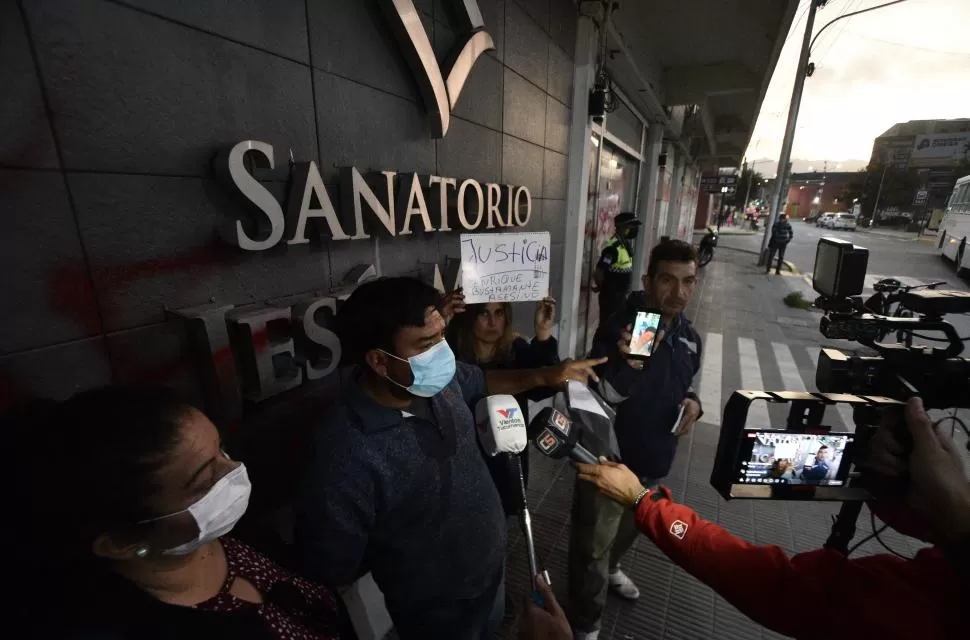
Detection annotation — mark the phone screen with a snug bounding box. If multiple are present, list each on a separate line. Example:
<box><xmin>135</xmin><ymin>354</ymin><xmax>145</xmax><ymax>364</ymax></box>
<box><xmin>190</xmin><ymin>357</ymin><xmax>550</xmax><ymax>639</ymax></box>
<box><xmin>628</xmin><ymin>311</ymin><xmax>662</xmax><ymax>359</ymax></box>
<box><xmin>736</xmin><ymin>430</ymin><xmax>856</xmax><ymax>487</ymax></box>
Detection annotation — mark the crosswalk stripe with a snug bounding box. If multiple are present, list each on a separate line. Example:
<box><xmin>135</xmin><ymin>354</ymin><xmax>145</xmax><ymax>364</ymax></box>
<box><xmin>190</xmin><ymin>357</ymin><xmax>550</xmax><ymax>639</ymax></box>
<box><xmin>807</xmin><ymin>350</ymin><xmax>856</xmax><ymax>430</ymax></box>
<box><xmin>698</xmin><ymin>332</ymin><xmax>723</xmax><ymax>426</ymax></box>
<box><xmin>773</xmin><ymin>342</ymin><xmax>806</xmax><ymax>392</ymax></box>
<box><xmin>738</xmin><ymin>337</ymin><xmax>771</xmax><ymax>428</ymax></box>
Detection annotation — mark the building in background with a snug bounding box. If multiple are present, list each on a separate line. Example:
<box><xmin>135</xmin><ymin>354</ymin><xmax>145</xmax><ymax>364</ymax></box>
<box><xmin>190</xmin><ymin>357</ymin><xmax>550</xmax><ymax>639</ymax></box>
<box><xmin>785</xmin><ymin>171</ymin><xmax>858</xmax><ymax>219</ymax></box>
<box><xmin>864</xmin><ymin>119</ymin><xmax>970</xmax><ymax>226</ymax></box>
<box><xmin>869</xmin><ymin>118</ymin><xmax>970</xmax><ymax>170</ymax></box>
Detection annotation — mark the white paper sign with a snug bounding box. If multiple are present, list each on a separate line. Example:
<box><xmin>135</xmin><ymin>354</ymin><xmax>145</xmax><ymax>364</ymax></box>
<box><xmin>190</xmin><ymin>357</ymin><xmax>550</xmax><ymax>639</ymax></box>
<box><xmin>460</xmin><ymin>232</ymin><xmax>551</xmax><ymax>303</ymax></box>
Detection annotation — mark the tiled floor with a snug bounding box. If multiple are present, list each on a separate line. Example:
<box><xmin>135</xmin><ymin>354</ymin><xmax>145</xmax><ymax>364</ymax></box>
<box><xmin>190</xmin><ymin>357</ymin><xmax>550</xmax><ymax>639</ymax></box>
<box><xmin>495</xmin><ymin>248</ymin><xmax>961</xmax><ymax>639</ymax></box>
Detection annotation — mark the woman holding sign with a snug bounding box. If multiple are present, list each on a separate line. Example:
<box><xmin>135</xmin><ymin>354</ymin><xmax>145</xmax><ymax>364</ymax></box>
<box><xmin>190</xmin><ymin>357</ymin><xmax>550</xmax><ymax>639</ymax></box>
<box><xmin>444</xmin><ymin>293</ymin><xmax>560</xmax><ymax>516</ymax></box>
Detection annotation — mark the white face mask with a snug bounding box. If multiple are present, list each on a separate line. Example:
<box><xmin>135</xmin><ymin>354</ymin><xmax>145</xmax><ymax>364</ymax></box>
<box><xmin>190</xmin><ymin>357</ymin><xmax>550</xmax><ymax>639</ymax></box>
<box><xmin>145</xmin><ymin>463</ymin><xmax>252</xmax><ymax>556</ymax></box>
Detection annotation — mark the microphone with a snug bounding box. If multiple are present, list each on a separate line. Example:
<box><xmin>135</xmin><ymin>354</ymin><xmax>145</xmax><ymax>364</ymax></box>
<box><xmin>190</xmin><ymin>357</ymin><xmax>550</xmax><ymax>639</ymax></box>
<box><xmin>474</xmin><ymin>396</ymin><xmax>544</xmax><ymax>590</ymax></box>
<box><xmin>474</xmin><ymin>395</ymin><xmax>527</xmax><ymax>456</ymax></box>
<box><xmin>527</xmin><ymin>407</ymin><xmax>600</xmax><ymax>465</ymax></box>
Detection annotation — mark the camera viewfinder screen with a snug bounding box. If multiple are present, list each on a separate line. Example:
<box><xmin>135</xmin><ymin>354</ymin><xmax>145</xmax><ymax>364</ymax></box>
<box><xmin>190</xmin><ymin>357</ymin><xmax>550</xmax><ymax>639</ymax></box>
<box><xmin>629</xmin><ymin>311</ymin><xmax>662</xmax><ymax>357</ymax></box>
<box><xmin>737</xmin><ymin>431</ymin><xmax>855</xmax><ymax>487</ymax></box>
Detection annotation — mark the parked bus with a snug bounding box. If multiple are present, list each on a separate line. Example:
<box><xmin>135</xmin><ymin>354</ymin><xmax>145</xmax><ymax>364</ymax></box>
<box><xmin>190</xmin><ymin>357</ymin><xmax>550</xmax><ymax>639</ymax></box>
<box><xmin>938</xmin><ymin>174</ymin><xmax>970</xmax><ymax>275</ymax></box>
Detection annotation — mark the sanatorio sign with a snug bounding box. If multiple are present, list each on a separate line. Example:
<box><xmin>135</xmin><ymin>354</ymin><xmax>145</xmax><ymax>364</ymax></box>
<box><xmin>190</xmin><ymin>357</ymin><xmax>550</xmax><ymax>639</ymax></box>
<box><xmin>218</xmin><ymin>140</ymin><xmax>533</xmax><ymax>251</ymax></box>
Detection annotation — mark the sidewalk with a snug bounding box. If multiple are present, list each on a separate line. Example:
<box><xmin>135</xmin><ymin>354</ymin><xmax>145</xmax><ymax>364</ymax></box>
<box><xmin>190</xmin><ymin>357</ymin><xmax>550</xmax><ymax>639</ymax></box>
<box><xmin>495</xmin><ymin>249</ymin><xmax>941</xmax><ymax>640</ymax></box>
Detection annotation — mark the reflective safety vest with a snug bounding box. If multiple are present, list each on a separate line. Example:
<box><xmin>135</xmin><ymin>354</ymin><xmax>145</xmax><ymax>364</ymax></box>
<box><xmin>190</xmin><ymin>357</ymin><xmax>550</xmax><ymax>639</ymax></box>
<box><xmin>604</xmin><ymin>236</ymin><xmax>633</xmax><ymax>273</ymax></box>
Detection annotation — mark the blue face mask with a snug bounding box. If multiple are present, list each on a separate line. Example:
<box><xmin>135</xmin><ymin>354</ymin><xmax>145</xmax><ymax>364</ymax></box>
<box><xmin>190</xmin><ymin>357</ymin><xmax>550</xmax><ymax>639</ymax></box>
<box><xmin>381</xmin><ymin>339</ymin><xmax>457</xmax><ymax>398</ymax></box>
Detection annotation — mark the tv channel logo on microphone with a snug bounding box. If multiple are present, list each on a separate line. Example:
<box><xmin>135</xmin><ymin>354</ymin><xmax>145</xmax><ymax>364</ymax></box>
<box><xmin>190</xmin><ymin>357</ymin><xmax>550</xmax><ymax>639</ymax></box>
<box><xmin>537</xmin><ymin>429</ymin><xmax>560</xmax><ymax>454</ymax></box>
<box><xmin>552</xmin><ymin>409</ymin><xmax>570</xmax><ymax>434</ymax></box>
<box><xmin>496</xmin><ymin>407</ymin><xmax>520</xmax><ymax>429</ymax></box>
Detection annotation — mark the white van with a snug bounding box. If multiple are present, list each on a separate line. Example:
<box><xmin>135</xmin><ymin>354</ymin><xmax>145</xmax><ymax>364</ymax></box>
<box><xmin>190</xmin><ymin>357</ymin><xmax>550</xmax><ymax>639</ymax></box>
<box><xmin>816</xmin><ymin>213</ymin><xmax>836</xmax><ymax>228</ymax></box>
<box><xmin>830</xmin><ymin>213</ymin><xmax>857</xmax><ymax>231</ymax></box>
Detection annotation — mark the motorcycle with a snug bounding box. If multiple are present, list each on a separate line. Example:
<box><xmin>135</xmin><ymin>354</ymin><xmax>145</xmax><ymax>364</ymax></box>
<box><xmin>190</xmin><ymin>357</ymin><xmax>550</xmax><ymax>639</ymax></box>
<box><xmin>698</xmin><ymin>226</ymin><xmax>718</xmax><ymax>267</ymax></box>
<box><xmin>863</xmin><ymin>277</ymin><xmax>947</xmax><ymax>345</ymax></box>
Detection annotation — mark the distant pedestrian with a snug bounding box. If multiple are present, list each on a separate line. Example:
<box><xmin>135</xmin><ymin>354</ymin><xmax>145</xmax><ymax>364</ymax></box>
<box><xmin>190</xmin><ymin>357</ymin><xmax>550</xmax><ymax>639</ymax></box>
<box><xmin>766</xmin><ymin>213</ymin><xmax>794</xmax><ymax>275</ymax></box>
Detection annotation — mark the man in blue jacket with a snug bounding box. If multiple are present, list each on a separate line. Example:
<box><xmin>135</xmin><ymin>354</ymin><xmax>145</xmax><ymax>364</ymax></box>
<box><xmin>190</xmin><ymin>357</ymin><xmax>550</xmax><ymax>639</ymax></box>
<box><xmin>801</xmin><ymin>445</ymin><xmax>831</xmax><ymax>482</ymax></box>
<box><xmin>568</xmin><ymin>240</ymin><xmax>704</xmax><ymax>639</ymax></box>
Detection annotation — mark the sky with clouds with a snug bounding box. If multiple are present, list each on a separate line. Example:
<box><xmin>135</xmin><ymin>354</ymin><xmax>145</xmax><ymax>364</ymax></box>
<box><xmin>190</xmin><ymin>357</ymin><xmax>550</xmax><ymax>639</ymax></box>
<box><xmin>746</xmin><ymin>0</ymin><xmax>970</xmax><ymax>167</ymax></box>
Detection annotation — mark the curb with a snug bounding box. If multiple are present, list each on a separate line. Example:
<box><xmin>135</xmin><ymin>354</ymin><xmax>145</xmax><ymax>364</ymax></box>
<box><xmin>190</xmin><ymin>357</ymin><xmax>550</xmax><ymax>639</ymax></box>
<box><xmin>716</xmin><ymin>245</ymin><xmax>801</xmax><ymax>274</ymax></box>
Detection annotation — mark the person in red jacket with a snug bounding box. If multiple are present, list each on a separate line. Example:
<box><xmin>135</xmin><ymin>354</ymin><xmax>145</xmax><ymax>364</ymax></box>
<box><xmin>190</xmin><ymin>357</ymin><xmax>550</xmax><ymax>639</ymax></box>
<box><xmin>520</xmin><ymin>397</ymin><xmax>969</xmax><ymax>639</ymax></box>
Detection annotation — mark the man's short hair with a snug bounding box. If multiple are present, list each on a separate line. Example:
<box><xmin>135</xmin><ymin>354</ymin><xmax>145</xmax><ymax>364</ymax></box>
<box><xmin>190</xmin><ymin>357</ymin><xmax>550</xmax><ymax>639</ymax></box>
<box><xmin>646</xmin><ymin>239</ymin><xmax>698</xmax><ymax>278</ymax></box>
<box><xmin>336</xmin><ymin>277</ymin><xmax>441</xmax><ymax>365</ymax></box>
<box><xmin>818</xmin><ymin>445</ymin><xmax>828</xmax><ymax>450</ymax></box>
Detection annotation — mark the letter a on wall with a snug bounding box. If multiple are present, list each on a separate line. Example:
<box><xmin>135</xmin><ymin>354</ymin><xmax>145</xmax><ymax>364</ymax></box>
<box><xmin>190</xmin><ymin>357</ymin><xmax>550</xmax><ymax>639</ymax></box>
<box><xmin>380</xmin><ymin>0</ymin><xmax>495</xmax><ymax>137</ymax></box>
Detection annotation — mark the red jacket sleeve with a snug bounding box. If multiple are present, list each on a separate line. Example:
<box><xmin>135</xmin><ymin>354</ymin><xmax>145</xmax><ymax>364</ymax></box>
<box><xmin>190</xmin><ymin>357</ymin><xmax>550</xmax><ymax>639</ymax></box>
<box><xmin>633</xmin><ymin>487</ymin><xmax>862</xmax><ymax>637</ymax></box>
<box><xmin>633</xmin><ymin>487</ymin><xmax>962</xmax><ymax>638</ymax></box>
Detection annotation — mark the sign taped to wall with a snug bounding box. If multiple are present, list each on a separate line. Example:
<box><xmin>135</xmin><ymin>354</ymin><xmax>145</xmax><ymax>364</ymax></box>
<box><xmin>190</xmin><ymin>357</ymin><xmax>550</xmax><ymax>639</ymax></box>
<box><xmin>460</xmin><ymin>232</ymin><xmax>550</xmax><ymax>303</ymax></box>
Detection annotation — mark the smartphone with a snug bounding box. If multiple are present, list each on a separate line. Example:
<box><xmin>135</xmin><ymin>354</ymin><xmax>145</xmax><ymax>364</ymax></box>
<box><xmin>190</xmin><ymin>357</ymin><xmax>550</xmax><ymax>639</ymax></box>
<box><xmin>628</xmin><ymin>310</ymin><xmax>663</xmax><ymax>360</ymax></box>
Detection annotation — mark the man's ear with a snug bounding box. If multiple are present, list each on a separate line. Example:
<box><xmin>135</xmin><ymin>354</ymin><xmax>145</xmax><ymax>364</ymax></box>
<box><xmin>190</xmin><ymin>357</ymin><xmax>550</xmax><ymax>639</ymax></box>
<box><xmin>364</xmin><ymin>349</ymin><xmax>388</xmax><ymax>378</ymax></box>
<box><xmin>641</xmin><ymin>275</ymin><xmax>652</xmax><ymax>295</ymax></box>
<box><xmin>92</xmin><ymin>531</ymin><xmax>144</xmax><ymax>561</ymax></box>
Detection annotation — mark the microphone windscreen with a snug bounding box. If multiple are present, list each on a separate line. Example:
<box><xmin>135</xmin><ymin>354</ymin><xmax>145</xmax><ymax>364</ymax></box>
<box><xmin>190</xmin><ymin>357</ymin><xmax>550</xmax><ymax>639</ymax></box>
<box><xmin>475</xmin><ymin>395</ymin><xmax>527</xmax><ymax>455</ymax></box>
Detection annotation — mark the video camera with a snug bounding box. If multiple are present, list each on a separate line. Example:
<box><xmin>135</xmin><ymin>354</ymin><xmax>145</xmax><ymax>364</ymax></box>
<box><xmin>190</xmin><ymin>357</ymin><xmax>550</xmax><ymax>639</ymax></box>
<box><xmin>711</xmin><ymin>237</ymin><xmax>970</xmax><ymax>552</ymax></box>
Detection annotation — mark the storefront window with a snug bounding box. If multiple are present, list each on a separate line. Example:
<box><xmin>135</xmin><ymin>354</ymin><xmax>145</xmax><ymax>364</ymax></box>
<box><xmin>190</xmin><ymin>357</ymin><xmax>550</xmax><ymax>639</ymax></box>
<box><xmin>576</xmin><ymin>138</ymin><xmax>640</xmax><ymax>354</ymax></box>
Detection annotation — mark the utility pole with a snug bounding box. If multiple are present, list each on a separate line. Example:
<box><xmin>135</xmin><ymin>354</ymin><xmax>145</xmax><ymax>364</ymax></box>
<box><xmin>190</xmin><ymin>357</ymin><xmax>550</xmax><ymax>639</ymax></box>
<box><xmin>870</xmin><ymin>158</ymin><xmax>889</xmax><ymax>227</ymax></box>
<box><xmin>759</xmin><ymin>0</ymin><xmax>826</xmax><ymax>265</ymax></box>
<box><xmin>741</xmin><ymin>158</ymin><xmax>757</xmax><ymax>214</ymax></box>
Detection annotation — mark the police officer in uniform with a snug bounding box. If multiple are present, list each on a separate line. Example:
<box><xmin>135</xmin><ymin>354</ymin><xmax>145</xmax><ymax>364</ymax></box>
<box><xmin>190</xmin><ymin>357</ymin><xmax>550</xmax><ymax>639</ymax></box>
<box><xmin>592</xmin><ymin>212</ymin><xmax>642</xmax><ymax>325</ymax></box>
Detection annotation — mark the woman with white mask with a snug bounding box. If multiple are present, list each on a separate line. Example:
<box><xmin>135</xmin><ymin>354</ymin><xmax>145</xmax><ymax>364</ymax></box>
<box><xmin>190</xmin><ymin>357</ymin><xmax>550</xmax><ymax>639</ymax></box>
<box><xmin>9</xmin><ymin>386</ymin><xmax>352</xmax><ymax>640</ymax></box>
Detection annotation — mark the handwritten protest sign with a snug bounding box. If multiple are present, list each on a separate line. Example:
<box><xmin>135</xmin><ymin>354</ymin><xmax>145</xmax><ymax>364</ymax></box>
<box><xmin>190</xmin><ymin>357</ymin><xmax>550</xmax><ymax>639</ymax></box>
<box><xmin>460</xmin><ymin>232</ymin><xmax>551</xmax><ymax>303</ymax></box>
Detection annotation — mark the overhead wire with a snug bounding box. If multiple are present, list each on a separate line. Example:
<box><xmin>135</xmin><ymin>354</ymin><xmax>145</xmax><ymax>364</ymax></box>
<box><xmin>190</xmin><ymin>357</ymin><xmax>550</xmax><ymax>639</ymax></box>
<box><xmin>809</xmin><ymin>0</ymin><xmax>913</xmax><ymax>52</ymax></box>
<box><xmin>813</xmin><ymin>0</ymin><xmax>861</xmax><ymax>67</ymax></box>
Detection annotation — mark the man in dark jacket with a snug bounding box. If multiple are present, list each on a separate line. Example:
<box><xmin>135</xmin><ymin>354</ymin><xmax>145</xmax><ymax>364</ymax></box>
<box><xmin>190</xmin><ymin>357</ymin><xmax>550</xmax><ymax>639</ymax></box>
<box><xmin>567</xmin><ymin>240</ymin><xmax>703</xmax><ymax>639</ymax></box>
<box><xmin>296</xmin><ymin>277</ymin><xmax>604</xmax><ymax>640</ymax></box>
<box><xmin>766</xmin><ymin>213</ymin><xmax>794</xmax><ymax>275</ymax></box>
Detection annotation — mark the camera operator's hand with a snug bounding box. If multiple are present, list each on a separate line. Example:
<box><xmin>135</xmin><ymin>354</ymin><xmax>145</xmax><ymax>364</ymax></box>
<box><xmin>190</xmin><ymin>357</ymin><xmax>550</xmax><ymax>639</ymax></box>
<box><xmin>864</xmin><ymin>397</ymin><xmax>970</xmax><ymax>543</ymax></box>
<box><xmin>517</xmin><ymin>576</ymin><xmax>572</xmax><ymax>640</ymax></box>
<box><xmin>575</xmin><ymin>457</ymin><xmax>647</xmax><ymax>508</ymax></box>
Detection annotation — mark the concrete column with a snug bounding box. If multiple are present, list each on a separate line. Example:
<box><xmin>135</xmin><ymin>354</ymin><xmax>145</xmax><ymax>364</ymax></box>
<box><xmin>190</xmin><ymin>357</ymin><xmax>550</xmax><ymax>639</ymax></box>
<box><xmin>653</xmin><ymin>142</ymin><xmax>675</xmax><ymax>244</ymax></box>
<box><xmin>667</xmin><ymin>154</ymin><xmax>688</xmax><ymax>238</ymax></box>
<box><xmin>559</xmin><ymin>15</ymin><xmax>597</xmax><ymax>358</ymax></box>
<box><xmin>632</xmin><ymin>124</ymin><xmax>664</xmax><ymax>283</ymax></box>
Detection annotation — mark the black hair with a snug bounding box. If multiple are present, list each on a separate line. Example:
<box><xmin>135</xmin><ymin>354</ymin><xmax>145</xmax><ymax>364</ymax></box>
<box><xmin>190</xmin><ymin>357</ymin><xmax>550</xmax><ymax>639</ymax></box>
<box><xmin>6</xmin><ymin>387</ymin><xmax>194</xmax><ymax>632</ymax></box>
<box><xmin>12</xmin><ymin>387</ymin><xmax>191</xmax><ymax>562</ymax></box>
<box><xmin>818</xmin><ymin>445</ymin><xmax>829</xmax><ymax>450</ymax></box>
<box><xmin>646</xmin><ymin>239</ymin><xmax>698</xmax><ymax>278</ymax></box>
<box><xmin>336</xmin><ymin>276</ymin><xmax>442</xmax><ymax>365</ymax></box>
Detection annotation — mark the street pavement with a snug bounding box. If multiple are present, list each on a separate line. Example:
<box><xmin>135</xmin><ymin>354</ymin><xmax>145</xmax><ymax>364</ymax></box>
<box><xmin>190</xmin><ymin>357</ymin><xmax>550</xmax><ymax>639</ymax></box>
<box><xmin>717</xmin><ymin>222</ymin><xmax>970</xmax><ymax>341</ymax></box>
<box><xmin>494</xmin><ymin>245</ymin><xmax>969</xmax><ymax>640</ymax></box>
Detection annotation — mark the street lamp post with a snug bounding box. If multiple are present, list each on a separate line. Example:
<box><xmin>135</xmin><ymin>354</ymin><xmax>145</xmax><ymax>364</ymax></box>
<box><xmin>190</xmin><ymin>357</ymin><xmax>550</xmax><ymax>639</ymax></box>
<box><xmin>759</xmin><ymin>0</ymin><xmax>825</xmax><ymax>265</ymax></box>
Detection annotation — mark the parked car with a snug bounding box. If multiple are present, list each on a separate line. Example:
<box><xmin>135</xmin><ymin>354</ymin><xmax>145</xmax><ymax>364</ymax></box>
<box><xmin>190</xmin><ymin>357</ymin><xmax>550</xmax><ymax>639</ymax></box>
<box><xmin>816</xmin><ymin>213</ymin><xmax>836</xmax><ymax>228</ymax></box>
<box><xmin>830</xmin><ymin>213</ymin><xmax>858</xmax><ymax>231</ymax></box>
